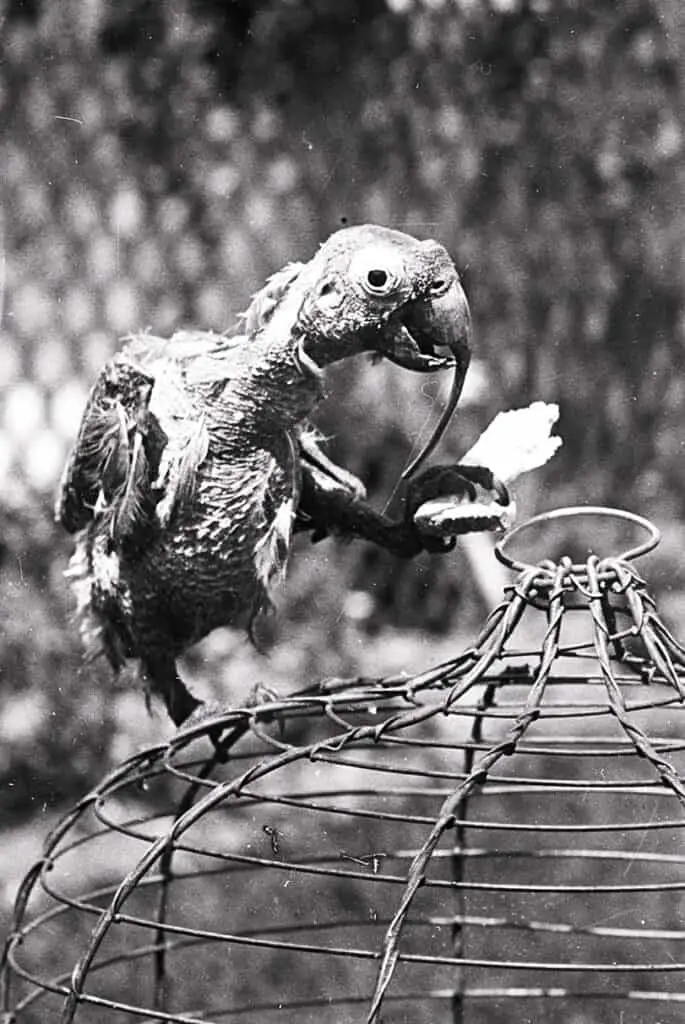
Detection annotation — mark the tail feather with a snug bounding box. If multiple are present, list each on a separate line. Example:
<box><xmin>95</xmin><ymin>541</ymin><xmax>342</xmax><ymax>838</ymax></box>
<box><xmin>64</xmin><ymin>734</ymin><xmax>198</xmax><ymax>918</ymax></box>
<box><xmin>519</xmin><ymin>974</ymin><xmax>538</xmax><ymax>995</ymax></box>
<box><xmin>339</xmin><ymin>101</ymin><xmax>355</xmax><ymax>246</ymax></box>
<box><xmin>65</xmin><ymin>536</ymin><xmax>131</xmax><ymax>672</ymax></box>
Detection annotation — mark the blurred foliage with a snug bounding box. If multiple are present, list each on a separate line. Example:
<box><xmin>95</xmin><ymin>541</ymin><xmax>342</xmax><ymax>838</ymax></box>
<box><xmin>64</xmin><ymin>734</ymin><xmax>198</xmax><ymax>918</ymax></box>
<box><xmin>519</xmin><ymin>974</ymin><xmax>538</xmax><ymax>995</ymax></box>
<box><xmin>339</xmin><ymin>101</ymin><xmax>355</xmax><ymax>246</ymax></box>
<box><xmin>2</xmin><ymin>0</ymin><xmax>685</xmax><ymax>828</ymax></box>
<box><xmin>0</xmin><ymin>493</ymin><xmax>118</xmax><ymax>816</ymax></box>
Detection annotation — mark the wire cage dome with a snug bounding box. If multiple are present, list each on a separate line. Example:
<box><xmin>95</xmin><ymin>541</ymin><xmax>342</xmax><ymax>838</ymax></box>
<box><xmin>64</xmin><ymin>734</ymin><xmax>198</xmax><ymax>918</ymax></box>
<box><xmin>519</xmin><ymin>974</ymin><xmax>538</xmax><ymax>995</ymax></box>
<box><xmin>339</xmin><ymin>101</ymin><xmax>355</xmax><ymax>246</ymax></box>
<box><xmin>5</xmin><ymin>506</ymin><xmax>685</xmax><ymax>1024</ymax></box>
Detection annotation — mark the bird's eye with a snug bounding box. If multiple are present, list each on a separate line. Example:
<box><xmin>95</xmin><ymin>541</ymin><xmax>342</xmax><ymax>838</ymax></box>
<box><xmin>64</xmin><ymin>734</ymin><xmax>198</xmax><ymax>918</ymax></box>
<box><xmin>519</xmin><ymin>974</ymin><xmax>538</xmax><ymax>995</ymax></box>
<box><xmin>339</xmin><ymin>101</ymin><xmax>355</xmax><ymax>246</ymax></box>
<box><xmin>360</xmin><ymin>266</ymin><xmax>398</xmax><ymax>296</ymax></box>
<box><xmin>367</xmin><ymin>269</ymin><xmax>389</xmax><ymax>290</ymax></box>
<box><xmin>349</xmin><ymin>247</ymin><xmax>404</xmax><ymax>297</ymax></box>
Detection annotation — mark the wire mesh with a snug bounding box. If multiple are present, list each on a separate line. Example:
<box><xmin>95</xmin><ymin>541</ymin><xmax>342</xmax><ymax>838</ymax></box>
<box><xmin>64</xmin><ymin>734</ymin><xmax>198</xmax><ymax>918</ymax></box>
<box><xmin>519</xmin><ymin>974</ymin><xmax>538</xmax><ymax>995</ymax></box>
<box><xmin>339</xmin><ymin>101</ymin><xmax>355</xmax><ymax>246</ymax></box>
<box><xmin>4</xmin><ymin>507</ymin><xmax>685</xmax><ymax>1023</ymax></box>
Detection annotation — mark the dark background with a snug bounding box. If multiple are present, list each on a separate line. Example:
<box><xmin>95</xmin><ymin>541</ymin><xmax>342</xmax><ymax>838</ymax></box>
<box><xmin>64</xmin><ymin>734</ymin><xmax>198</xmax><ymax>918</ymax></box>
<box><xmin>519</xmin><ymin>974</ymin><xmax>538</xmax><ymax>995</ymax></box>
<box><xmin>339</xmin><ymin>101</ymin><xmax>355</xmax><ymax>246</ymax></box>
<box><xmin>2</xmin><ymin>0</ymin><xmax>685</xmax><ymax>927</ymax></box>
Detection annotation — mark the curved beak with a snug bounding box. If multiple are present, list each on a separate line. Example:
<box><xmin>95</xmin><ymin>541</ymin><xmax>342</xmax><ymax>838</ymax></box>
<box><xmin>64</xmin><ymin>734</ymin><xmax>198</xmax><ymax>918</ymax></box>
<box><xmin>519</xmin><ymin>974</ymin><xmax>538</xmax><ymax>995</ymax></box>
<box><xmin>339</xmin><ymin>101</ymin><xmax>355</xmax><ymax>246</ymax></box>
<box><xmin>381</xmin><ymin>278</ymin><xmax>473</xmax><ymax>481</ymax></box>
<box><xmin>379</xmin><ymin>276</ymin><xmax>471</xmax><ymax>378</ymax></box>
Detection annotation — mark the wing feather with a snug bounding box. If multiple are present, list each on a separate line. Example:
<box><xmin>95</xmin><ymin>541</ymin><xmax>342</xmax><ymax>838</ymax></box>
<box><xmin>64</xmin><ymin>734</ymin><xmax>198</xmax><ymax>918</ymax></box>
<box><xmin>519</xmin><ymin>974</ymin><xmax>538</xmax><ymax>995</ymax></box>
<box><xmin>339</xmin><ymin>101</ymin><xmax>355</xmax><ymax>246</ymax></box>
<box><xmin>56</xmin><ymin>361</ymin><xmax>153</xmax><ymax>533</ymax></box>
<box><xmin>117</xmin><ymin>334</ymin><xmax>215</xmax><ymax>526</ymax></box>
<box><xmin>174</xmin><ymin>415</ymin><xmax>210</xmax><ymax>507</ymax></box>
<box><xmin>110</xmin><ymin>431</ymin><xmax>152</xmax><ymax>546</ymax></box>
<box><xmin>155</xmin><ymin>413</ymin><xmax>210</xmax><ymax>527</ymax></box>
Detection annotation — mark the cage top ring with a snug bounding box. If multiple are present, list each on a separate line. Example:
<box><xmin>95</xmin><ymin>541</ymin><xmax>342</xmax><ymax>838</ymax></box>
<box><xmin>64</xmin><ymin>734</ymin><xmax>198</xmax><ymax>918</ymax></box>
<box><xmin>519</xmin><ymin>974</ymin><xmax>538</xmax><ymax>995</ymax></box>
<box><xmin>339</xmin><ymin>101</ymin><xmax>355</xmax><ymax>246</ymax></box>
<box><xmin>495</xmin><ymin>505</ymin><xmax>661</xmax><ymax>574</ymax></box>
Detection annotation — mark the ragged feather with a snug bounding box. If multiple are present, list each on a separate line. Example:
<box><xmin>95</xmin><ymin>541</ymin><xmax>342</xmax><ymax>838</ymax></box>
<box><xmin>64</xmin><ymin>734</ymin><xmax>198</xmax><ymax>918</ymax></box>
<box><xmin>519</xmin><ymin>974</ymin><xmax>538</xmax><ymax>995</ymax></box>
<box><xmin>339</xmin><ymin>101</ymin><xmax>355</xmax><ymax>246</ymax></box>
<box><xmin>58</xmin><ymin>397</ymin><xmax>129</xmax><ymax>531</ymax></box>
<box><xmin>110</xmin><ymin>431</ymin><xmax>152</xmax><ymax>547</ymax></box>
<box><xmin>155</xmin><ymin>413</ymin><xmax>210</xmax><ymax>526</ymax></box>
<box><xmin>241</xmin><ymin>262</ymin><xmax>304</xmax><ymax>337</ymax></box>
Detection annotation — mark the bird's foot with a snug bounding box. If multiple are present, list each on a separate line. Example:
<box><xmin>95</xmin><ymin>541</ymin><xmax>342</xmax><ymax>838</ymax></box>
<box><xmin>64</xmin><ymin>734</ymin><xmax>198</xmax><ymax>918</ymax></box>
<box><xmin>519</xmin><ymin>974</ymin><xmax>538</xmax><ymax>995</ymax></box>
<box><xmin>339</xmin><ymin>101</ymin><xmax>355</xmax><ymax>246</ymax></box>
<box><xmin>247</xmin><ymin>682</ymin><xmax>289</xmax><ymax>737</ymax></box>
<box><xmin>172</xmin><ymin>685</ymin><xmax>285</xmax><ymax>755</ymax></box>
<box><xmin>178</xmin><ymin>699</ymin><xmax>235</xmax><ymax>731</ymax></box>
<box><xmin>405</xmin><ymin>463</ymin><xmax>510</xmax><ymax>513</ymax></box>
<box><xmin>172</xmin><ymin>700</ymin><xmax>248</xmax><ymax>758</ymax></box>
<box><xmin>248</xmin><ymin>681</ymin><xmax>282</xmax><ymax>706</ymax></box>
<box><xmin>405</xmin><ymin>463</ymin><xmax>513</xmax><ymax>545</ymax></box>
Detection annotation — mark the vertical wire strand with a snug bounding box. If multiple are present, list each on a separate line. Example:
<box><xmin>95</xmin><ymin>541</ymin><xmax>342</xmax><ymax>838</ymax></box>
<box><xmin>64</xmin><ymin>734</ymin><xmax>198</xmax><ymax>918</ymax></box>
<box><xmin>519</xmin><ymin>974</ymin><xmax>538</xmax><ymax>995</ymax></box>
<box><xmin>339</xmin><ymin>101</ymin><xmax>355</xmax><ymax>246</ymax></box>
<box><xmin>450</xmin><ymin>680</ymin><xmax>499</xmax><ymax>1024</ymax></box>
<box><xmin>367</xmin><ymin>563</ymin><xmax>568</xmax><ymax>1023</ymax></box>
<box><xmin>586</xmin><ymin>557</ymin><xmax>685</xmax><ymax>808</ymax></box>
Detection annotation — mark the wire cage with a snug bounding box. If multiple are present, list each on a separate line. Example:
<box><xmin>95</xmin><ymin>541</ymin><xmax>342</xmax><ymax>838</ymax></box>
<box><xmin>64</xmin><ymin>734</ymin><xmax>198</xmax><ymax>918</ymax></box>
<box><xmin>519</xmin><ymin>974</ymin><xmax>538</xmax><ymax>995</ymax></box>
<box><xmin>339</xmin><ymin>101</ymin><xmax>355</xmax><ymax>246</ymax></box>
<box><xmin>5</xmin><ymin>506</ymin><xmax>685</xmax><ymax>1024</ymax></box>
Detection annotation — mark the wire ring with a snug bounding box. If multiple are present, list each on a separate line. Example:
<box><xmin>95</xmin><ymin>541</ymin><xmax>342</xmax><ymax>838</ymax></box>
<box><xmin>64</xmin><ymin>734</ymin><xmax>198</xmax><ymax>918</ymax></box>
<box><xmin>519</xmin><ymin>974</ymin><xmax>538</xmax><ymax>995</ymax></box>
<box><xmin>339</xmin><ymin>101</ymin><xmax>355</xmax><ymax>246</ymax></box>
<box><xmin>495</xmin><ymin>506</ymin><xmax>660</xmax><ymax>573</ymax></box>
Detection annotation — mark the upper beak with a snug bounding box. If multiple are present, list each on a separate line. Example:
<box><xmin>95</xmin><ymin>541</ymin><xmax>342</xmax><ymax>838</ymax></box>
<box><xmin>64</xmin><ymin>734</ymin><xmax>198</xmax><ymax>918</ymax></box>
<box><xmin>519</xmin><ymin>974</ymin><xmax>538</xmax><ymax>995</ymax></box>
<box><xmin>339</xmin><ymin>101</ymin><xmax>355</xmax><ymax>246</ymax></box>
<box><xmin>379</xmin><ymin>276</ymin><xmax>471</xmax><ymax>377</ymax></box>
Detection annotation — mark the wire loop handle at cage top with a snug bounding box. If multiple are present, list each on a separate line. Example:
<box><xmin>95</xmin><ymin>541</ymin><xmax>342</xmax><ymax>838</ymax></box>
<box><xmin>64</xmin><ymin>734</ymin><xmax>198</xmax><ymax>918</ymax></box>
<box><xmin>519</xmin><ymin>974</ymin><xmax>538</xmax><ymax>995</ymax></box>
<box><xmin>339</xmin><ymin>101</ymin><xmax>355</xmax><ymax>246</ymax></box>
<box><xmin>495</xmin><ymin>505</ymin><xmax>661</xmax><ymax>575</ymax></box>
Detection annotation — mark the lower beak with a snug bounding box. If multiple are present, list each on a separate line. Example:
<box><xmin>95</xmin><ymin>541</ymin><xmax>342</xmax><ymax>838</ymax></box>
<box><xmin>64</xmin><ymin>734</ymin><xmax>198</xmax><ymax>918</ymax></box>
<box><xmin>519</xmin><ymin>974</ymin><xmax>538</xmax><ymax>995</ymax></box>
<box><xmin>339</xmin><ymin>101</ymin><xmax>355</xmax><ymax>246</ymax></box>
<box><xmin>380</xmin><ymin>278</ymin><xmax>471</xmax><ymax>377</ymax></box>
<box><xmin>386</xmin><ymin>279</ymin><xmax>473</xmax><ymax>481</ymax></box>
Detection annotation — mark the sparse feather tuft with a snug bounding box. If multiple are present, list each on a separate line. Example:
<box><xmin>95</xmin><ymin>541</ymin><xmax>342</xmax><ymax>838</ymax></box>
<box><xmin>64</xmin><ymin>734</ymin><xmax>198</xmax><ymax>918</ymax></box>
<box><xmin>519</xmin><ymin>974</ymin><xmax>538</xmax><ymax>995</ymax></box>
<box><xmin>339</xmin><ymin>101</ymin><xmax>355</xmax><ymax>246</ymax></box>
<box><xmin>155</xmin><ymin>415</ymin><xmax>210</xmax><ymax>526</ymax></box>
<box><xmin>242</xmin><ymin>262</ymin><xmax>304</xmax><ymax>337</ymax></box>
<box><xmin>64</xmin><ymin>537</ymin><xmax>125</xmax><ymax>667</ymax></box>
<box><xmin>254</xmin><ymin>497</ymin><xmax>295</xmax><ymax>591</ymax></box>
<box><xmin>175</xmin><ymin>416</ymin><xmax>210</xmax><ymax>509</ymax></box>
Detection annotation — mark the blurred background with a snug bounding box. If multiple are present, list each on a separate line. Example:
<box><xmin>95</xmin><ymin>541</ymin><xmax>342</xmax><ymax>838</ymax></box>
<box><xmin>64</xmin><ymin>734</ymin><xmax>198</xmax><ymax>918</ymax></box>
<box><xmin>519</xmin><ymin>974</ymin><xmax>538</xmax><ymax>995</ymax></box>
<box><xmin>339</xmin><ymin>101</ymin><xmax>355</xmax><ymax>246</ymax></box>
<box><xmin>2</xmin><ymin>0</ymin><xmax>685</xmax><ymax>955</ymax></box>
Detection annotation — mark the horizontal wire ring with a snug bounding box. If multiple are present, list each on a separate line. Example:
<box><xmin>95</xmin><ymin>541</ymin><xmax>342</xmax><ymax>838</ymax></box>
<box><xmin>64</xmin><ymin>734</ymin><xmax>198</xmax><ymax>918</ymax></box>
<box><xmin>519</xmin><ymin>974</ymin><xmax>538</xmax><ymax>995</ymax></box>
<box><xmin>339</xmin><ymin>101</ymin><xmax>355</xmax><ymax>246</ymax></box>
<box><xmin>495</xmin><ymin>505</ymin><xmax>660</xmax><ymax>573</ymax></box>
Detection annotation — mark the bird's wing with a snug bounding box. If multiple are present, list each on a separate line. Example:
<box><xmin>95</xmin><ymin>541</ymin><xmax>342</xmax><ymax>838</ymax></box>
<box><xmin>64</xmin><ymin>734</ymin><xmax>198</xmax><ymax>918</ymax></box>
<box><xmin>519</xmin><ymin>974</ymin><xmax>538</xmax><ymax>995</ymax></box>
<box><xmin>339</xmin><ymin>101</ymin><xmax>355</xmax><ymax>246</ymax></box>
<box><xmin>150</xmin><ymin>371</ymin><xmax>210</xmax><ymax>528</ymax></box>
<box><xmin>55</xmin><ymin>359</ymin><xmax>159</xmax><ymax>544</ymax></box>
<box><xmin>118</xmin><ymin>334</ymin><xmax>213</xmax><ymax>528</ymax></box>
<box><xmin>56</xmin><ymin>338</ymin><xmax>212</xmax><ymax>543</ymax></box>
<box><xmin>57</xmin><ymin>258</ymin><xmax>307</xmax><ymax>540</ymax></box>
<box><xmin>114</xmin><ymin>264</ymin><xmax>308</xmax><ymax>517</ymax></box>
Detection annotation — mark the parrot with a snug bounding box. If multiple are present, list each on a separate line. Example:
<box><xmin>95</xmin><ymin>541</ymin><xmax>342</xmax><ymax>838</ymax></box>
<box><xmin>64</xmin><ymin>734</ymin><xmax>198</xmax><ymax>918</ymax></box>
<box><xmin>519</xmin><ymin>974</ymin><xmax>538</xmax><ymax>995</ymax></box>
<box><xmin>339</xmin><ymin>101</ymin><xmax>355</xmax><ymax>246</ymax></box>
<box><xmin>56</xmin><ymin>224</ymin><xmax>505</xmax><ymax>729</ymax></box>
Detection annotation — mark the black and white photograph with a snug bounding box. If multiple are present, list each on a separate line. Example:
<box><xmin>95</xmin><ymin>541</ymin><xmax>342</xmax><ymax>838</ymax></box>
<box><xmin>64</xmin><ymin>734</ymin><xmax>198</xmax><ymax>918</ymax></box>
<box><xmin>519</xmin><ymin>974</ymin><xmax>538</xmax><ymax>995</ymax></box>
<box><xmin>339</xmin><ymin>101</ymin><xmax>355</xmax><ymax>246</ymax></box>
<box><xmin>2</xmin><ymin>2</ymin><xmax>685</xmax><ymax>1021</ymax></box>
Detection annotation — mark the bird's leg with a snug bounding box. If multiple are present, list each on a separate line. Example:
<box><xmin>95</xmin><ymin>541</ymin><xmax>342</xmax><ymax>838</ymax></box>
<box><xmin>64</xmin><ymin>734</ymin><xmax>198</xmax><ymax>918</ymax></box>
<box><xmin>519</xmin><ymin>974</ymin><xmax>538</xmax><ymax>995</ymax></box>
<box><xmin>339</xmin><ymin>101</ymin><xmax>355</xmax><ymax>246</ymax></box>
<box><xmin>295</xmin><ymin>466</ymin><xmax>423</xmax><ymax>556</ymax></box>
<box><xmin>142</xmin><ymin>652</ymin><xmax>203</xmax><ymax>727</ymax></box>
<box><xmin>298</xmin><ymin>431</ymin><xmax>367</xmax><ymax>499</ymax></box>
<box><xmin>143</xmin><ymin>652</ymin><xmax>278</xmax><ymax>754</ymax></box>
<box><xmin>295</xmin><ymin>461</ymin><xmax>508</xmax><ymax>558</ymax></box>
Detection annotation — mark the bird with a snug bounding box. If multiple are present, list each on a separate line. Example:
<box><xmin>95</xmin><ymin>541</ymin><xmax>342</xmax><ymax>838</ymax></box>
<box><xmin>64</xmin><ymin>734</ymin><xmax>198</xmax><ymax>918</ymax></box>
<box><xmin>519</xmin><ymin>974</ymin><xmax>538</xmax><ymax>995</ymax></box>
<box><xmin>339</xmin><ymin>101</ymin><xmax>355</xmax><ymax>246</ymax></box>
<box><xmin>56</xmin><ymin>224</ymin><xmax>504</xmax><ymax>730</ymax></box>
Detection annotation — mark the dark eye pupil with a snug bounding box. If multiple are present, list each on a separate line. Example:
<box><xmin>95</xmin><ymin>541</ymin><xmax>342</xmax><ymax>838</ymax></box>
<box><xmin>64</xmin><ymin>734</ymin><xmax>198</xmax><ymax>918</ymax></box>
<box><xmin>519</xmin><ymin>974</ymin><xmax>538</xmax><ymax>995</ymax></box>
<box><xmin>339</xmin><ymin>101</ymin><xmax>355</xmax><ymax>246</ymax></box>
<box><xmin>367</xmin><ymin>269</ymin><xmax>388</xmax><ymax>289</ymax></box>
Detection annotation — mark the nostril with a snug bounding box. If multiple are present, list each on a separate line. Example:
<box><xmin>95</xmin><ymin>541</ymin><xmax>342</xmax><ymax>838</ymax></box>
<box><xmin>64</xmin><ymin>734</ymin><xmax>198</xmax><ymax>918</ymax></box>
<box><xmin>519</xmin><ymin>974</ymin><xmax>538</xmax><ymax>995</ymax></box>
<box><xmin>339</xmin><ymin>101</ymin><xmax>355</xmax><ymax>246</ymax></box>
<box><xmin>428</xmin><ymin>278</ymin><xmax>449</xmax><ymax>296</ymax></box>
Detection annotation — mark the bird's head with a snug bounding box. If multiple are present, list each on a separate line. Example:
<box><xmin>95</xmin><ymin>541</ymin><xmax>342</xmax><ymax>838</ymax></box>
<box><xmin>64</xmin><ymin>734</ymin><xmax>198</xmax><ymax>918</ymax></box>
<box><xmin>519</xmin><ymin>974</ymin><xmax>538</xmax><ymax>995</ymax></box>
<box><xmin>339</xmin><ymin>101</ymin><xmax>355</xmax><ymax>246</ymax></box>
<box><xmin>292</xmin><ymin>224</ymin><xmax>471</xmax><ymax>474</ymax></box>
<box><xmin>237</xmin><ymin>225</ymin><xmax>471</xmax><ymax>466</ymax></box>
<box><xmin>293</xmin><ymin>224</ymin><xmax>471</xmax><ymax>380</ymax></box>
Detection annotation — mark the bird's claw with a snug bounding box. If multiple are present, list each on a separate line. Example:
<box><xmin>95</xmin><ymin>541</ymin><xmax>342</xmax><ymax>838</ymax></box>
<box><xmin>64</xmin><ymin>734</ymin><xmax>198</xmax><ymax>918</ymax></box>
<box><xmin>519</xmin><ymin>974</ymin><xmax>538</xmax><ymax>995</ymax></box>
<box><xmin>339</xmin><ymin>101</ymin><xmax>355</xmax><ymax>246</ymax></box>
<box><xmin>453</xmin><ymin>464</ymin><xmax>511</xmax><ymax>506</ymax></box>
<box><xmin>404</xmin><ymin>463</ymin><xmax>510</xmax><ymax>513</ymax></box>
<box><xmin>171</xmin><ymin>700</ymin><xmax>243</xmax><ymax>758</ymax></box>
<box><xmin>405</xmin><ymin>462</ymin><xmax>513</xmax><ymax>543</ymax></box>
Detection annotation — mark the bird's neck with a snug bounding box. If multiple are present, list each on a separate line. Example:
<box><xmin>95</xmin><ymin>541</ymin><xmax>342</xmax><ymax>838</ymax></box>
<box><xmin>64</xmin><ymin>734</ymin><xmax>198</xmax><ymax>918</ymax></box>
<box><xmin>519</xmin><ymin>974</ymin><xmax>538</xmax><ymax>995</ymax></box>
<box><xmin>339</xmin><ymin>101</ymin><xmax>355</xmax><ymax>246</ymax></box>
<box><xmin>209</xmin><ymin>325</ymin><xmax>325</xmax><ymax>447</ymax></box>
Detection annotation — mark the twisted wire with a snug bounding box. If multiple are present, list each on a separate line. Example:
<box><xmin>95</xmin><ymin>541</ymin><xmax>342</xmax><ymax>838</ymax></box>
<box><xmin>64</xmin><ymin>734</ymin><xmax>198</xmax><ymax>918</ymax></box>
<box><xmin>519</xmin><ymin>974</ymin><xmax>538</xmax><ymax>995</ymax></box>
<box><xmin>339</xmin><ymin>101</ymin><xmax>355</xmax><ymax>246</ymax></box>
<box><xmin>4</xmin><ymin>507</ymin><xmax>685</xmax><ymax>1024</ymax></box>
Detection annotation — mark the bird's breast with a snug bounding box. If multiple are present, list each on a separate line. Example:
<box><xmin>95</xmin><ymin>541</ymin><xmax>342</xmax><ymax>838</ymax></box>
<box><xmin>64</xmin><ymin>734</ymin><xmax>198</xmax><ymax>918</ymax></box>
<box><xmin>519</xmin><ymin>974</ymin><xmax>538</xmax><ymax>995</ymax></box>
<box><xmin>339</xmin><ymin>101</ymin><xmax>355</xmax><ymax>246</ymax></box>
<box><xmin>129</xmin><ymin>434</ymin><xmax>300</xmax><ymax>644</ymax></box>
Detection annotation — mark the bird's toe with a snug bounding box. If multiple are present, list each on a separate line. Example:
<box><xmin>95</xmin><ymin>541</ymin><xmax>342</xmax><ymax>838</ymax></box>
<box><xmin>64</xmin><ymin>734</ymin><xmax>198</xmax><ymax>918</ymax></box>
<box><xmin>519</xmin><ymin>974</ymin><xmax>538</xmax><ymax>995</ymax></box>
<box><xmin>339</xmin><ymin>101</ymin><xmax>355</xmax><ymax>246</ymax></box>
<box><xmin>171</xmin><ymin>700</ymin><xmax>247</xmax><ymax>757</ymax></box>
<box><xmin>248</xmin><ymin>682</ymin><xmax>283</xmax><ymax>706</ymax></box>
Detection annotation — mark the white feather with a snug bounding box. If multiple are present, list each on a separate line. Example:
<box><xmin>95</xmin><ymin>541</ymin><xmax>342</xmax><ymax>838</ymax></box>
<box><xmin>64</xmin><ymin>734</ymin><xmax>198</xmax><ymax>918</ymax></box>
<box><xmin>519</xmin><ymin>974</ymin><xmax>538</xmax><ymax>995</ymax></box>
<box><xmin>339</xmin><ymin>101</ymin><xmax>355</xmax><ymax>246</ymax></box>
<box><xmin>253</xmin><ymin>497</ymin><xmax>295</xmax><ymax>591</ymax></box>
<box><xmin>461</xmin><ymin>402</ymin><xmax>562</xmax><ymax>484</ymax></box>
<box><xmin>413</xmin><ymin>402</ymin><xmax>562</xmax><ymax>537</ymax></box>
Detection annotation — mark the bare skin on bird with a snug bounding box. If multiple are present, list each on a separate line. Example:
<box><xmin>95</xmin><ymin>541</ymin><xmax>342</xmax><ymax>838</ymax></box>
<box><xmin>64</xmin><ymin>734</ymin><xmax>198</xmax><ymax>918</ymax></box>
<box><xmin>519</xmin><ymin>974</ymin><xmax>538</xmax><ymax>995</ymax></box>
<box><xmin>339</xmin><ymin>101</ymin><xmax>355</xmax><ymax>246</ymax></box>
<box><xmin>56</xmin><ymin>225</ymin><xmax>506</xmax><ymax>730</ymax></box>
